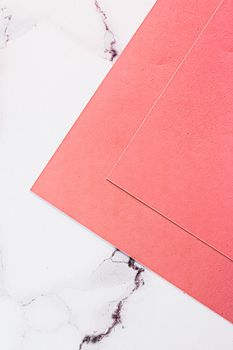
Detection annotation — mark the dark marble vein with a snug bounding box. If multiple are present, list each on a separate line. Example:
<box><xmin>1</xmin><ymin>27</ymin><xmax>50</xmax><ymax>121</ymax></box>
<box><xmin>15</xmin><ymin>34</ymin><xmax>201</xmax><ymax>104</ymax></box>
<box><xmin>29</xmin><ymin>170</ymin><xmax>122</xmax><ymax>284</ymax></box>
<box><xmin>1</xmin><ymin>7</ymin><xmax>12</xmax><ymax>46</ymax></box>
<box><xmin>78</xmin><ymin>249</ymin><xmax>144</xmax><ymax>349</ymax></box>
<box><xmin>94</xmin><ymin>0</ymin><xmax>118</xmax><ymax>61</ymax></box>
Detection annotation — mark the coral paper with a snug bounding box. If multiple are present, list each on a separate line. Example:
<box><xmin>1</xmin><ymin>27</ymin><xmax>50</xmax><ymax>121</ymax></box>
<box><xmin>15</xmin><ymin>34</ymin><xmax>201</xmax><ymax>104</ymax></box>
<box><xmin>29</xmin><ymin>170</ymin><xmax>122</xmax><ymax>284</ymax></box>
<box><xmin>108</xmin><ymin>0</ymin><xmax>233</xmax><ymax>261</ymax></box>
<box><xmin>32</xmin><ymin>0</ymin><xmax>233</xmax><ymax>322</ymax></box>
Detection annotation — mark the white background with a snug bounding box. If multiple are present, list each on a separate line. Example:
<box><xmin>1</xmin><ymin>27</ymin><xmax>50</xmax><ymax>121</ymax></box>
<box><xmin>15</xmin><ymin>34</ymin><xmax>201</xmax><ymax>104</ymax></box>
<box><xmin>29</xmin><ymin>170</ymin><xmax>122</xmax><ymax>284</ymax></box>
<box><xmin>0</xmin><ymin>0</ymin><xmax>232</xmax><ymax>349</ymax></box>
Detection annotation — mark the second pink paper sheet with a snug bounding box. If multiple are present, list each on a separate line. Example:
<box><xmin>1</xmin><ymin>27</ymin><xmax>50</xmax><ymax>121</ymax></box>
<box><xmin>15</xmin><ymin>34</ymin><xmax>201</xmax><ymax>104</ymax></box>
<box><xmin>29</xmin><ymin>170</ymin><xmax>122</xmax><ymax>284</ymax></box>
<box><xmin>108</xmin><ymin>0</ymin><xmax>233</xmax><ymax>260</ymax></box>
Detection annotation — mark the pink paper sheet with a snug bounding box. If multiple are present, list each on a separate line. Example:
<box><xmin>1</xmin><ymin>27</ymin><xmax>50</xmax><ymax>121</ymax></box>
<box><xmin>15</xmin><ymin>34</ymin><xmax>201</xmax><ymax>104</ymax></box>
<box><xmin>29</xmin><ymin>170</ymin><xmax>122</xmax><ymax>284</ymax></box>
<box><xmin>32</xmin><ymin>0</ymin><xmax>233</xmax><ymax>322</ymax></box>
<box><xmin>108</xmin><ymin>0</ymin><xmax>233</xmax><ymax>261</ymax></box>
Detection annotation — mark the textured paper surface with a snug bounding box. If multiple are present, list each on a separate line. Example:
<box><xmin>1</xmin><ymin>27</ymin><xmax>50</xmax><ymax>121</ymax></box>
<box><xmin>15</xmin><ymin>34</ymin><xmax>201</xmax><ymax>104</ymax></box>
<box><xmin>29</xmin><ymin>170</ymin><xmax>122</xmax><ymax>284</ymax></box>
<box><xmin>32</xmin><ymin>0</ymin><xmax>233</xmax><ymax>322</ymax></box>
<box><xmin>108</xmin><ymin>0</ymin><xmax>233</xmax><ymax>261</ymax></box>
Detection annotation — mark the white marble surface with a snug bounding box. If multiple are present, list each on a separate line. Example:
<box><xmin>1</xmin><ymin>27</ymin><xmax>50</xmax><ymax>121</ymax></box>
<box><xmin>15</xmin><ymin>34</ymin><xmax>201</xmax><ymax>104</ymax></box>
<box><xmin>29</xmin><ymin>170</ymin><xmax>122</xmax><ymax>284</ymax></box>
<box><xmin>0</xmin><ymin>0</ymin><xmax>232</xmax><ymax>349</ymax></box>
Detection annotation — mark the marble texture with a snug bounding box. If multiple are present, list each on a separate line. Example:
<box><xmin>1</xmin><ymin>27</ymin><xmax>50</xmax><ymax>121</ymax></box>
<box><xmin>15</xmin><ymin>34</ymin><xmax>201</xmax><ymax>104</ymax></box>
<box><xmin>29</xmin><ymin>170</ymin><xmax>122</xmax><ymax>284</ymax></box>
<box><xmin>0</xmin><ymin>0</ymin><xmax>232</xmax><ymax>349</ymax></box>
